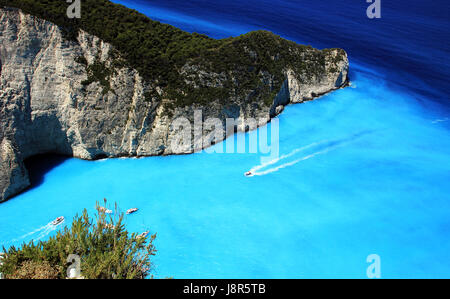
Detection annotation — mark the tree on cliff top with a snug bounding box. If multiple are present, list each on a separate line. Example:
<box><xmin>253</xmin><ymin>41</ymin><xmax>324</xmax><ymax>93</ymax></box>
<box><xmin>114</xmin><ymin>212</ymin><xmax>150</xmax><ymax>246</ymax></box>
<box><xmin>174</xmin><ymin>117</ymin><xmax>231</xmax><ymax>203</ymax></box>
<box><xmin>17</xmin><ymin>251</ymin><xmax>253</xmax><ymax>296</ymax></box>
<box><xmin>0</xmin><ymin>200</ymin><xmax>156</xmax><ymax>279</ymax></box>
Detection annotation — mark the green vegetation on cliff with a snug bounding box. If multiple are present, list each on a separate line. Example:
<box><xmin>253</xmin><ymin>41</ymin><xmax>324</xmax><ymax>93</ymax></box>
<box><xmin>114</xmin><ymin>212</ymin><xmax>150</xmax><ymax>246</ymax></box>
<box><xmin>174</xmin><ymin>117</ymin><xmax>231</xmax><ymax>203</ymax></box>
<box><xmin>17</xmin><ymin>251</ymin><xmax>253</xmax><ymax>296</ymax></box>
<box><xmin>0</xmin><ymin>0</ymin><xmax>345</xmax><ymax>108</ymax></box>
<box><xmin>0</xmin><ymin>202</ymin><xmax>156</xmax><ymax>279</ymax></box>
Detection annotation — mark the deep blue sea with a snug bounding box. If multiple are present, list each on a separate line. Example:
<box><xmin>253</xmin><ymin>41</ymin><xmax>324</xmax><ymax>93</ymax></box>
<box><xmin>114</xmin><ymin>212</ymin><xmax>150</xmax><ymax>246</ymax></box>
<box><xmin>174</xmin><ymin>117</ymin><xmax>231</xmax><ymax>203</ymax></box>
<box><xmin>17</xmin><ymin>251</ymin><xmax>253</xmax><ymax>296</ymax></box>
<box><xmin>0</xmin><ymin>0</ymin><xmax>449</xmax><ymax>278</ymax></box>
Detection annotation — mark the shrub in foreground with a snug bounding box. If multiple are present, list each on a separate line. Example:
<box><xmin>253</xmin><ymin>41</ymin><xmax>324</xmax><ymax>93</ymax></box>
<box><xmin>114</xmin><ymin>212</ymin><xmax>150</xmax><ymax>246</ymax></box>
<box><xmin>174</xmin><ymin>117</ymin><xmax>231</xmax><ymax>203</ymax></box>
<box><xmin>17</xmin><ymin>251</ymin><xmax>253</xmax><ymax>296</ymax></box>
<box><xmin>0</xmin><ymin>201</ymin><xmax>156</xmax><ymax>279</ymax></box>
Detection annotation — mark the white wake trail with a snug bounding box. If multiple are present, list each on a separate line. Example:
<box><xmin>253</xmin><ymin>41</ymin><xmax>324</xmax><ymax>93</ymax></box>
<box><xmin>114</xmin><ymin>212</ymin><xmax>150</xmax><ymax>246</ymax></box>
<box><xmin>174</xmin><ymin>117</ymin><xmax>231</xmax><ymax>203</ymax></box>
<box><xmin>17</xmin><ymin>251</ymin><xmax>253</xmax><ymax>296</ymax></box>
<box><xmin>249</xmin><ymin>140</ymin><xmax>331</xmax><ymax>173</ymax></box>
<box><xmin>35</xmin><ymin>225</ymin><xmax>58</xmax><ymax>241</ymax></box>
<box><xmin>9</xmin><ymin>219</ymin><xmax>65</xmax><ymax>244</ymax></box>
<box><xmin>252</xmin><ymin>143</ymin><xmax>346</xmax><ymax>176</ymax></box>
<box><xmin>432</xmin><ymin>117</ymin><xmax>449</xmax><ymax>124</ymax></box>
<box><xmin>9</xmin><ymin>222</ymin><xmax>54</xmax><ymax>243</ymax></box>
<box><xmin>247</xmin><ymin>130</ymin><xmax>375</xmax><ymax>177</ymax></box>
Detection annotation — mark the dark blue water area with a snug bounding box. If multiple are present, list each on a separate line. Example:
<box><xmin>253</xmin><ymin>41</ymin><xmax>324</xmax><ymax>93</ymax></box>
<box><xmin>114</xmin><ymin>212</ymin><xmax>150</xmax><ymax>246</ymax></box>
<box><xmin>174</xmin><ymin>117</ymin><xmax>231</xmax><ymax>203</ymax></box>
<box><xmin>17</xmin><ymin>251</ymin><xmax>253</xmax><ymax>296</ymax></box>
<box><xmin>112</xmin><ymin>0</ymin><xmax>450</xmax><ymax>112</ymax></box>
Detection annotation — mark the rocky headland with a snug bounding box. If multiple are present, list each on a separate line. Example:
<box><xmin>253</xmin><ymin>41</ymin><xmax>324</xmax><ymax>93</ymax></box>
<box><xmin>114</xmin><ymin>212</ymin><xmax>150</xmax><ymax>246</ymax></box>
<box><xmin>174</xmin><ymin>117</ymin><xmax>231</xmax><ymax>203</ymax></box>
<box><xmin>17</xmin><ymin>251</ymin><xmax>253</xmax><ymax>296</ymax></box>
<box><xmin>0</xmin><ymin>2</ymin><xmax>348</xmax><ymax>202</ymax></box>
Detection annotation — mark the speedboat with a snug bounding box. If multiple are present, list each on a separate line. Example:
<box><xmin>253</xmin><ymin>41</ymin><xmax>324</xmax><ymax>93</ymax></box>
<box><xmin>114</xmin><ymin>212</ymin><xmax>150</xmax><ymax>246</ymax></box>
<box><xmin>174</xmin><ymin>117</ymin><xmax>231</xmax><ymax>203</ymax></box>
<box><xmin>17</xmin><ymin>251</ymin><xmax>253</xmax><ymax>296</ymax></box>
<box><xmin>245</xmin><ymin>171</ymin><xmax>253</xmax><ymax>177</ymax></box>
<box><xmin>126</xmin><ymin>208</ymin><xmax>138</xmax><ymax>215</ymax></box>
<box><xmin>52</xmin><ymin>216</ymin><xmax>65</xmax><ymax>226</ymax></box>
<box><xmin>137</xmin><ymin>231</ymin><xmax>149</xmax><ymax>239</ymax></box>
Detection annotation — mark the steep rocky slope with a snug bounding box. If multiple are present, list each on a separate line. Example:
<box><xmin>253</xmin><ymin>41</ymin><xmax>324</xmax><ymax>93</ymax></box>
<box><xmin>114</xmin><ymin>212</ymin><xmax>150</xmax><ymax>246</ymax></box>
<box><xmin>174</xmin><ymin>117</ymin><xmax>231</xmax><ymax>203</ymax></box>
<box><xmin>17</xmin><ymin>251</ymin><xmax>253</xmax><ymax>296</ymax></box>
<box><xmin>0</xmin><ymin>7</ymin><xmax>349</xmax><ymax>202</ymax></box>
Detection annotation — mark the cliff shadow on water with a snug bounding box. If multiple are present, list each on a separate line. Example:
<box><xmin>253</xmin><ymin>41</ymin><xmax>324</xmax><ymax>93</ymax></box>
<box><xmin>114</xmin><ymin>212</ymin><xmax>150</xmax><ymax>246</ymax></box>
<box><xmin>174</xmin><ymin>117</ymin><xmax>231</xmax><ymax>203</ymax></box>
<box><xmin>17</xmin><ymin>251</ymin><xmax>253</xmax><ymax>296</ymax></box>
<box><xmin>23</xmin><ymin>154</ymin><xmax>70</xmax><ymax>190</ymax></box>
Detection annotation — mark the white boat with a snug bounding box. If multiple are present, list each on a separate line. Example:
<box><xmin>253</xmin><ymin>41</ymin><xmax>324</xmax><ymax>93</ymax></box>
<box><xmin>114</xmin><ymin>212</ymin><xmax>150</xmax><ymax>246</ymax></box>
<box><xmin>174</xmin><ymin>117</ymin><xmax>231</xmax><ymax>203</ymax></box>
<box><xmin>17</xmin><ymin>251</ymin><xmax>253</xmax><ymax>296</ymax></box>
<box><xmin>52</xmin><ymin>216</ymin><xmax>65</xmax><ymax>226</ymax></box>
<box><xmin>126</xmin><ymin>208</ymin><xmax>138</xmax><ymax>215</ymax></box>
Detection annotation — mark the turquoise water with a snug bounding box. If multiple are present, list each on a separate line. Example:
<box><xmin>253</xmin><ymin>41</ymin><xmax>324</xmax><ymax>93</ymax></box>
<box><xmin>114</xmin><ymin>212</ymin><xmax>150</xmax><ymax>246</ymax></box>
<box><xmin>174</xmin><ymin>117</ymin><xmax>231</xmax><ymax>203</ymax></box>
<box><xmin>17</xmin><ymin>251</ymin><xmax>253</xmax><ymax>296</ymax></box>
<box><xmin>1</xmin><ymin>67</ymin><xmax>449</xmax><ymax>278</ymax></box>
<box><xmin>1</xmin><ymin>1</ymin><xmax>450</xmax><ymax>278</ymax></box>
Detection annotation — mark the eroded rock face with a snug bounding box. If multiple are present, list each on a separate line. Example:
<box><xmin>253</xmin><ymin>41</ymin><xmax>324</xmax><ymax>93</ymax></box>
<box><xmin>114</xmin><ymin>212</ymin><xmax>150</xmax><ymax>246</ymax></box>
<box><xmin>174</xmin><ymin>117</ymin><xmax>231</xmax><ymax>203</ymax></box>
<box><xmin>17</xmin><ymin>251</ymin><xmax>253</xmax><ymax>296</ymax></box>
<box><xmin>0</xmin><ymin>138</ymin><xmax>29</xmax><ymax>200</ymax></box>
<box><xmin>0</xmin><ymin>8</ymin><xmax>349</xmax><ymax>202</ymax></box>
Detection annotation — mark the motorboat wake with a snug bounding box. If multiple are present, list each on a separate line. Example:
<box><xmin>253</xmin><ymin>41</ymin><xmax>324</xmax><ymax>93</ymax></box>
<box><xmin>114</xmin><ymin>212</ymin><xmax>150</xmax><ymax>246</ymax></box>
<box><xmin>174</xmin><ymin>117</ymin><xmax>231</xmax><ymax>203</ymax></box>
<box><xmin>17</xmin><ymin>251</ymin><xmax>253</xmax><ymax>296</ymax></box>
<box><xmin>245</xmin><ymin>131</ymin><xmax>374</xmax><ymax>177</ymax></box>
